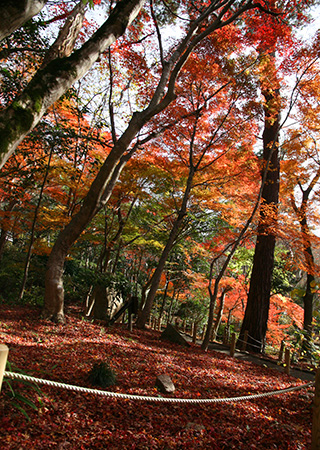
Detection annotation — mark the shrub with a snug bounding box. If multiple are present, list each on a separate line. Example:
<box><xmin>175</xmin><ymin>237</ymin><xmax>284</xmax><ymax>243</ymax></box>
<box><xmin>88</xmin><ymin>361</ymin><xmax>117</xmax><ymax>388</ymax></box>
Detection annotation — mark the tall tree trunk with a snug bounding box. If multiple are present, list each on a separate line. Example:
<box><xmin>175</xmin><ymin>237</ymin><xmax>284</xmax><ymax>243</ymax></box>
<box><xmin>239</xmin><ymin>83</ymin><xmax>280</xmax><ymax>353</ymax></box>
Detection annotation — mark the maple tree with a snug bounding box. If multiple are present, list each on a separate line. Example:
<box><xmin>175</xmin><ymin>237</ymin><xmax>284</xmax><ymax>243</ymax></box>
<box><xmin>0</xmin><ymin>93</ymin><xmax>108</xmax><ymax>305</ymax></box>
<box><xmin>0</xmin><ymin>0</ymin><xmax>319</xmax><ymax>355</ymax></box>
<box><xmin>39</xmin><ymin>0</ymin><xmax>285</xmax><ymax>323</ymax></box>
<box><xmin>280</xmin><ymin>47</ymin><xmax>320</xmax><ymax>334</ymax></box>
<box><xmin>0</xmin><ymin>0</ymin><xmax>146</xmax><ymax>168</ymax></box>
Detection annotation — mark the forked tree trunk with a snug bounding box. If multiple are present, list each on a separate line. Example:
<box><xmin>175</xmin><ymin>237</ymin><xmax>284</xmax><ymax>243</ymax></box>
<box><xmin>0</xmin><ymin>0</ymin><xmax>146</xmax><ymax>168</ymax></box>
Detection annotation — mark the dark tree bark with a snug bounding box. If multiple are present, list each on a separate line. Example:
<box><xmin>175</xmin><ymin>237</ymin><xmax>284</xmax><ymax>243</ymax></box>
<box><xmin>238</xmin><ymin>85</ymin><xmax>281</xmax><ymax>353</ymax></box>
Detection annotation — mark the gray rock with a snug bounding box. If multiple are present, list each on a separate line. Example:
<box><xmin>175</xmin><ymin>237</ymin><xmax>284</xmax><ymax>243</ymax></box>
<box><xmin>161</xmin><ymin>324</ymin><xmax>190</xmax><ymax>347</ymax></box>
<box><xmin>186</xmin><ymin>422</ymin><xmax>205</xmax><ymax>433</ymax></box>
<box><xmin>155</xmin><ymin>374</ymin><xmax>175</xmax><ymax>393</ymax></box>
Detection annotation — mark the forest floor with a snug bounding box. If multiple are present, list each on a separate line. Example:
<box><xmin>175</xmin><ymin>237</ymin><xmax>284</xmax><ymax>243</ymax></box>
<box><xmin>0</xmin><ymin>304</ymin><xmax>315</xmax><ymax>449</ymax></box>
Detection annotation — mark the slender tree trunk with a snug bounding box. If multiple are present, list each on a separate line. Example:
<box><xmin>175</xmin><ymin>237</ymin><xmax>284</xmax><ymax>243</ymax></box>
<box><xmin>19</xmin><ymin>144</ymin><xmax>54</xmax><ymax>301</ymax></box>
<box><xmin>0</xmin><ymin>200</ymin><xmax>17</xmax><ymax>261</ymax></box>
<box><xmin>239</xmin><ymin>81</ymin><xmax>280</xmax><ymax>353</ymax></box>
<box><xmin>211</xmin><ymin>288</ymin><xmax>230</xmax><ymax>341</ymax></box>
<box><xmin>291</xmin><ymin>172</ymin><xmax>320</xmax><ymax>332</ymax></box>
<box><xmin>136</xmin><ymin>213</ymin><xmax>186</xmax><ymax>328</ymax></box>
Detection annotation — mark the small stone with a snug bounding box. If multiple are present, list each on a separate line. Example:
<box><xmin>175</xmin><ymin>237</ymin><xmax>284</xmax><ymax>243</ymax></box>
<box><xmin>186</xmin><ymin>422</ymin><xmax>206</xmax><ymax>434</ymax></box>
<box><xmin>155</xmin><ymin>374</ymin><xmax>175</xmax><ymax>393</ymax></box>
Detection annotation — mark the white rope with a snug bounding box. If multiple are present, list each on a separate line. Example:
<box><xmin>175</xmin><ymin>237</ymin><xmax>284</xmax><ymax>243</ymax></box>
<box><xmin>4</xmin><ymin>371</ymin><xmax>314</xmax><ymax>404</ymax></box>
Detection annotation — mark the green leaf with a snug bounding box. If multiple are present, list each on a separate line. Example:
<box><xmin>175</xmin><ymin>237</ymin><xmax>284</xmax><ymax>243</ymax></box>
<box><xmin>13</xmin><ymin>393</ymin><xmax>38</xmax><ymax>411</ymax></box>
<box><xmin>10</xmin><ymin>402</ymin><xmax>31</xmax><ymax>422</ymax></box>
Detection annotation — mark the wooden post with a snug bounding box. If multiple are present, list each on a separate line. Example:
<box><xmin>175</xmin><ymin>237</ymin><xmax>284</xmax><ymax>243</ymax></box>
<box><xmin>242</xmin><ymin>330</ymin><xmax>249</xmax><ymax>351</ymax></box>
<box><xmin>284</xmin><ymin>348</ymin><xmax>291</xmax><ymax>375</ymax></box>
<box><xmin>128</xmin><ymin>313</ymin><xmax>133</xmax><ymax>332</ymax></box>
<box><xmin>192</xmin><ymin>323</ymin><xmax>198</xmax><ymax>344</ymax></box>
<box><xmin>312</xmin><ymin>369</ymin><xmax>320</xmax><ymax>450</ymax></box>
<box><xmin>0</xmin><ymin>344</ymin><xmax>9</xmax><ymax>392</ymax></box>
<box><xmin>223</xmin><ymin>327</ymin><xmax>229</xmax><ymax>345</ymax></box>
<box><xmin>278</xmin><ymin>340</ymin><xmax>285</xmax><ymax>362</ymax></box>
<box><xmin>230</xmin><ymin>333</ymin><xmax>236</xmax><ymax>357</ymax></box>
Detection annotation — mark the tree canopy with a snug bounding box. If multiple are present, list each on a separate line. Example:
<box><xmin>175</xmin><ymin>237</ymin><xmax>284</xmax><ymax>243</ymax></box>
<box><xmin>1</xmin><ymin>0</ymin><xmax>320</xmax><ymax>354</ymax></box>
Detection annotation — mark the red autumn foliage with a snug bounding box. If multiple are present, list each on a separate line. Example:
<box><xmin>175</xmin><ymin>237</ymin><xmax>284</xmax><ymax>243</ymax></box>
<box><xmin>0</xmin><ymin>305</ymin><xmax>313</xmax><ymax>449</ymax></box>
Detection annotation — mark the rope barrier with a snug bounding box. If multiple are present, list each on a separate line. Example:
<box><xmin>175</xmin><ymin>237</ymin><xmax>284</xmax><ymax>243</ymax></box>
<box><xmin>4</xmin><ymin>371</ymin><xmax>314</xmax><ymax>404</ymax></box>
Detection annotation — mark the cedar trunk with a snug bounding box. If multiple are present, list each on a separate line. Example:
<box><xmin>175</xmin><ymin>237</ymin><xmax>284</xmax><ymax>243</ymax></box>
<box><xmin>239</xmin><ymin>85</ymin><xmax>280</xmax><ymax>353</ymax></box>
